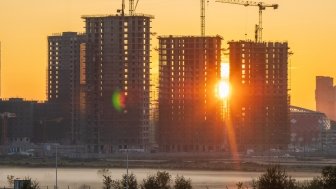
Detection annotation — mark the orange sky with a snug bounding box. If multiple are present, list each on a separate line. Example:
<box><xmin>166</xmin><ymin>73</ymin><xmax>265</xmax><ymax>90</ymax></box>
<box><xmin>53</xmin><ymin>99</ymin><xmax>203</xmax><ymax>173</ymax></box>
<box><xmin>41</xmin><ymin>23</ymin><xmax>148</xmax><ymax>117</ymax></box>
<box><xmin>0</xmin><ymin>0</ymin><xmax>335</xmax><ymax>110</ymax></box>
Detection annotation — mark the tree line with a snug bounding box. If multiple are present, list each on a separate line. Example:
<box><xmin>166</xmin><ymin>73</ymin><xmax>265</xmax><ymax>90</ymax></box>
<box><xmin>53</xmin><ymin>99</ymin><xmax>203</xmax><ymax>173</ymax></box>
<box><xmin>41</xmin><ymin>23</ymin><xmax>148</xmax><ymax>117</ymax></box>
<box><xmin>100</xmin><ymin>166</ymin><xmax>336</xmax><ymax>189</ymax></box>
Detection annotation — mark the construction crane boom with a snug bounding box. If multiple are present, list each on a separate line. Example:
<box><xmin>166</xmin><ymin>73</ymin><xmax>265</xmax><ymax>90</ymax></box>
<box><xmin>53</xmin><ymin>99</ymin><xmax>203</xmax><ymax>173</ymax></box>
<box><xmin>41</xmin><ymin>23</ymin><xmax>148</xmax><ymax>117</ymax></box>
<box><xmin>216</xmin><ymin>0</ymin><xmax>278</xmax><ymax>42</ymax></box>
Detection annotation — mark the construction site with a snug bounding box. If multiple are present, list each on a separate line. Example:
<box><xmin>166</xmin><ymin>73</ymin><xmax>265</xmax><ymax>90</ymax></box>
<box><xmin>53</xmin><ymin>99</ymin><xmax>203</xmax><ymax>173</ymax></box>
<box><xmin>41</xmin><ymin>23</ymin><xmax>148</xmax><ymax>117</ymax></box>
<box><xmin>229</xmin><ymin>41</ymin><xmax>290</xmax><ymax>151</ymax></box>
<box><xmin>0</xmin><ymin>0</ymin><xmax>292</xmax><ymax>155</ymax></box>
<box><xmin>82</xmin><ymin>5</ymin><xmax>153</xmax><ymax>153</ymax></box>
<box><xmin>158</xmin><ymin>36</ymin><xmax>224</xmax><ymax>152</ymax></box>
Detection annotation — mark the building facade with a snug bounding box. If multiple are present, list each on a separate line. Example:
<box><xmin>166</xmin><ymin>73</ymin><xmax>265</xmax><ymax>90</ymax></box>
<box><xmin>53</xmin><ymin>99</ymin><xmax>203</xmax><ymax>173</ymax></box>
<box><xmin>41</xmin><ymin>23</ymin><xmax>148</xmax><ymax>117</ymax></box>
<box><xmin>0</xmin><ymin>98</ymin><xmax>37</xmax><ymax>144</ymax></box>
<box><xmin>47</xmin><ymin>32</ymin><xmax>86</xmax><ymax>144</ymax></box>
<box><xmin>158</xmin><ymin>36</ymin><xmax>224</xmax><ymax>152</ymax></box>
<box><xmin>315</xmin><ymin>76</ymin><xmax>336</xmax><ymax>121</ymax></box>
<box><xmin>229</xmin><ymin>41</ymin><xmax>290</xmax><ymax>151</ymax></box>
<box><xmin>82</xmin><ymin>14</ymin><xmax>153</xmax><ymax>153</ymax></box>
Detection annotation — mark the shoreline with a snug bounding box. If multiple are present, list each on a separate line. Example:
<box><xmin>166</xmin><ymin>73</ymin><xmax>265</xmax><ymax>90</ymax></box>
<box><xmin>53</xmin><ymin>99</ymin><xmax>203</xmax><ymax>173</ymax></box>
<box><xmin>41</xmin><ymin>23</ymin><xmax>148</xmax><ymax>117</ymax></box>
<box><xmin>0</xmin><ymin>156</ymin><xmax>331</xmax><ymax>173</ymax></box>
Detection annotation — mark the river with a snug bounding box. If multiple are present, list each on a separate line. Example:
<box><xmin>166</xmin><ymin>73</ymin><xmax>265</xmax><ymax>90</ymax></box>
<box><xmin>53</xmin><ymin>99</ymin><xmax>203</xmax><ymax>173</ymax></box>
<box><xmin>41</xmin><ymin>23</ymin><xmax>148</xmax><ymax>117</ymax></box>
<box><xmin>0</xmin><ymin>167</ymin><xmax>319</xmax><ymax>189</ymax></box>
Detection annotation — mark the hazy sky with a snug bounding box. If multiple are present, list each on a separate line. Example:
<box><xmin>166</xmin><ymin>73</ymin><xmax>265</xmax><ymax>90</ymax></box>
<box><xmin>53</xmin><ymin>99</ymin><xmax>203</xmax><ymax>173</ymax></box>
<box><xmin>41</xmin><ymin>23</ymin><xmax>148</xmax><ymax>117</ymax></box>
<box><xmin>0</xmin><ymin>0</ymin><xmax>335</xmax><ymax>110</ymax></box>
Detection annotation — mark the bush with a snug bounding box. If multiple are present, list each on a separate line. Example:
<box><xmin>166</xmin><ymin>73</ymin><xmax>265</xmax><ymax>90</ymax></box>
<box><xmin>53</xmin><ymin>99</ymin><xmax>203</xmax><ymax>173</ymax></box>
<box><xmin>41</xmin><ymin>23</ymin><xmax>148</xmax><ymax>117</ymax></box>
<box><xmin>141</xmin><ymin>171</ymin><xmax>171</xmax><ymax>189</ymax></box>
<box><xmin>174</xmin><ymin>175</ymin><xmax>192</xmax><ymax>189</ymax></box>
<box><xmin>321</xmin><ymin>166</ymin><xmax>336</xmax><ymax>189</ymax></box>
<box><xmin>257</xmin><ymin>165</ymin><xmax>296</xmax><ymax>189</ymax></box>
<box><xmin>103</xmin><ymin>173</ymin><xmax>137</xmax><ymax>189</ymax></box>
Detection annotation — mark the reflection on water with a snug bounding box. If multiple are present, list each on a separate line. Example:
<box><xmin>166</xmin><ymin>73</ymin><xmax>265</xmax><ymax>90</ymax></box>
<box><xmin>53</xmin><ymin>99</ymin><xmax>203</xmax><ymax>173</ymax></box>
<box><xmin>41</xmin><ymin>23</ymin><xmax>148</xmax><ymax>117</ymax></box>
<box><xmin>0</xmin><ymin>168</ymin><xmax>319</xmax><ymax>189</ymax></box>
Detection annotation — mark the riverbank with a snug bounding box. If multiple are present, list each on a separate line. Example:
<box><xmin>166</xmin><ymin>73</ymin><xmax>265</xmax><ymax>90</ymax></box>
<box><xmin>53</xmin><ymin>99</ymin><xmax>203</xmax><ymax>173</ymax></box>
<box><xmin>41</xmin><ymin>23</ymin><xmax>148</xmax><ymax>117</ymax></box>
<box><xmin>0</xmin><ymin>155</ymin><xmax>334</xmax><ymax>173</ymax></box>
<box><xmin>0</xmin><ymin>167</ymin><xmax>321</xmax><ymax>189</ymax></box>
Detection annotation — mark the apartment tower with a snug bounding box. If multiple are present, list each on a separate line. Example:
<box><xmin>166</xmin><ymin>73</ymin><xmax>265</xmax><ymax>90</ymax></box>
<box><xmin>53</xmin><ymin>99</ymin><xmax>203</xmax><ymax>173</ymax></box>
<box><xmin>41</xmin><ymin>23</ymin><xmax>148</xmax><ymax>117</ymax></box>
<box><xmin>82</xmin><ymin>14</ymin><xmax>153</xmax><ymax>153</ymax></box>
<box><xmin>316</xmin><ymin>76</ymin><xmax>336</xmax><ymax>121</ymax></box>
<box><xmin>158</xmin><ymin>36</ymin><xmax>223</xmax><ymax>152</ymax></box>
<box><xmin>47</xmin><ymin>32</ymin><xmax>86</xmax><ymax>144</ymax></box>
<box><xmin>229</xmin><ymin>41</ymin><xmax>290</xmax><ymax>151</ymax></box>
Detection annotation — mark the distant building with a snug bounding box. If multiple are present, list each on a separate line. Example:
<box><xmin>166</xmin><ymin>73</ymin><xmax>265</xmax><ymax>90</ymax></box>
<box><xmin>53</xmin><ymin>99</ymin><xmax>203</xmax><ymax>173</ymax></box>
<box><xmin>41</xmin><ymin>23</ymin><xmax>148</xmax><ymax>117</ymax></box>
<box><xmin>82</xmin><ymin>14</ymin><xmax>153</xmax><ymax>153</ymax></box>
<box><xmin>290</xmin><ymin>106</ymin><xmax>330</xmax><ymax>151</ymax></box>
<box><xmin>229</xmin><ymin>41</ymin><xmax>290</xmax><ymax>151</ymax></box>
<box><xmin>47</xmin><ymin>32</ymin><xmax>86</xmax><ymax>144</ymax></box>
<box><xmin>315</xmin><ymin>76</ymin><xmax>336</xmax><ymax>121</ymax></box>
<box><xmin>158</xmin><ymin>36</ymin><xmax>224</xmax><ymax>152</ymax></box>
<box><xmin>0</xmin><ymin>98</ymin><xmax>37</xmax><ymax>144</ymax></box>
<box><xmin>14</xmin><ymin>179</ymin><xmax>31</xmax><ymax>189</ymax></box>
<box><xmin>326</xmin><ymin>120</ymin><xmax>336</xmax><ymax>150</ymax></box>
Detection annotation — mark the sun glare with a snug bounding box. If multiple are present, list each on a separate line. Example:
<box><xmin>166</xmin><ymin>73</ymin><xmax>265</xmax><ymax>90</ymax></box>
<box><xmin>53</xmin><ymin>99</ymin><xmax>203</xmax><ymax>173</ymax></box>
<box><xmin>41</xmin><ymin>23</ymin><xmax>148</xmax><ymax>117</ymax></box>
<box><xmin>218</xmin><ymin>63</ymin><xmax>230</xmax><ymax>99</ymax></box>
<box><xmin>218</xmin><ymin>80</ymin><xmax>230</xmax><ymax>99</ymax></box>
<box><xmin>221</xmin><ymin>63</ymin><xmax>230</xmax><ymax>79</ymax></box>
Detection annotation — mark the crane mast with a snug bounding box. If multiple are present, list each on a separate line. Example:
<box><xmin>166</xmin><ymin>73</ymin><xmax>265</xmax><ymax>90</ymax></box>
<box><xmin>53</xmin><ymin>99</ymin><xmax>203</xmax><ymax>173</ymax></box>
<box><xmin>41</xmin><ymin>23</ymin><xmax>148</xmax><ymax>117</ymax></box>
<box><xmin>121</xmin><ymin>0</ymin><xmax>125</xmax><ymax>16</ymax></box>
<box><xmin>216</xmin><ymin>0</ymin><xmax>278</xmax><ymax>42</ymax></box>
<box><xmin>129</xmin><ymin>0</ymin><xmax>134</xmax><ymax>15</ymax></box>
<box><xmin>201</xmin><ymin>0</ymin><xmax>205</xmax><ymax>36</ymax></box>
<box><xmin>129</xmin><ymin>0</ymin><xmax>140</xmax><ymax>15</ymax></box>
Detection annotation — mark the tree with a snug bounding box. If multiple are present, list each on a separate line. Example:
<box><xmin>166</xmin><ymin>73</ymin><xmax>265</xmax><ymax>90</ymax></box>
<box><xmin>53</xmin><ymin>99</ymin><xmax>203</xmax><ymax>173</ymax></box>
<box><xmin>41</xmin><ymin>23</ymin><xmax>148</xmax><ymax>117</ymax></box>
<box><xmin>236</xmin><ymin>182</ymin><xmax>243</xmax><ymax>189</ymax></box>
<box><xmin>321</xmin><ymin>166</ymin><xmax>336</xmax><ymax>189</ymax></box>
<box><xmin>141</xmin><ymin>171</ymin><xmax>172</xmax><ymax>189</ymax></box>
<box><xmin>7</xmin><ymin>175</ymin><xmax>15</xmax><ymax>187</ymax></box>
<box><xmin>141</xmin><ymin>175</ymin><xmax>159</xmax><ymax>189</ymax></box>
<box><xmin>120</xmin><ymin>173</ymin><xmax>138</xmax><ymax>189</ymax></box>
<box><xmin>174</xmin><ymin>175</ymin><xmax>192</xmax><ymax>189</ymax></box>
<box><xmin>295</xmin><ymin>178</ymin><xmax>323</xmax><ymax>189</ymax></box>
<box><xmin>296</xmin><ymin>166</ymin><xmax>336</xmax><ymax>189</ymax></box>
<box><xmin>257</xmin><ymin>165</ymin><xmax>296</xmax><ymax>189</ymax></box>
<box><xmin>103</xmin><ymin>175</ymin><xmax>113</xmax><ymax>189</ymax></box>
<box><xmin>156</xmin><ymin>171</ymin><xmax>171</xmax><ymax>189</ymax></box>
<box><xmin>102</xmin><ymin>173</ymin><xmax>138</xmax><ymax>189</ymax></box>
<box><xmin>31</xmin><ymin>180</ymin><xmax>40</xmax><ymax>189</ymax></box>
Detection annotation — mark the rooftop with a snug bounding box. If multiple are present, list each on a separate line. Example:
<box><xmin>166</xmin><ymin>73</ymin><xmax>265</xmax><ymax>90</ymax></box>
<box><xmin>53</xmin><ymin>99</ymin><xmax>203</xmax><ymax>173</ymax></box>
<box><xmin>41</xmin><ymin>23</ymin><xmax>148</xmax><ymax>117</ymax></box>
<box><xmin>81</xmin><ymin>13</ymin><xmax>154</xmax><ymax>19</ymax></box>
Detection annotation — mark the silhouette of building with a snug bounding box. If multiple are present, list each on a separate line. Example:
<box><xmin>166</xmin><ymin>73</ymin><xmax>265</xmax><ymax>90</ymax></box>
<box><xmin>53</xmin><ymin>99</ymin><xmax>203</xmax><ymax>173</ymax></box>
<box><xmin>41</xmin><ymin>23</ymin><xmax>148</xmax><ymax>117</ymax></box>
<box><xmin>82</xmin><ymin>14</ymin><xmax>153</xmax><ymax>153</ymax></box>
<box><xmin>158</xmin><ymin>36</ymin><xmax>224</xmax><ymax>152</ymax></box>
<box><xmin>47</xmin><ymin>32</ymin><xmax>86</xmax><ymax>144</ymax></box>
<box><xmin>290</xmin><ymin>106</ymin><xmax>329</xmax><ymax>151</ymax></box>
<box><xmin>315</xmin><ymin>76</ymin><xmax>336</xmax><ymax>121</ymax></box>
<box><xmin>0</xmin><ymin>98</ymin><xmax>37</xmax><ymax>144</ymax></box>
<box><xmin>229</xmin><ymin>41</ymin><xmax>290</xmax><ymax>151</ymax></box>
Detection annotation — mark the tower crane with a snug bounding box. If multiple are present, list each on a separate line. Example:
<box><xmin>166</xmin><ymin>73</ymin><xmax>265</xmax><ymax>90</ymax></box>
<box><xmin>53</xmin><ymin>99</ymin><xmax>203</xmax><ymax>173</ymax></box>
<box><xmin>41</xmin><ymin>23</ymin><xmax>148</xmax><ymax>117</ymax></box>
<box><xmin>216</xmin><ymin>0</ymin><xmax>278</xmax><ymax>42</ymax></box>
<box><xmin>129</xmin><ymin>0</ymin><xmax>140</xmax><ymax>15</ymax></box>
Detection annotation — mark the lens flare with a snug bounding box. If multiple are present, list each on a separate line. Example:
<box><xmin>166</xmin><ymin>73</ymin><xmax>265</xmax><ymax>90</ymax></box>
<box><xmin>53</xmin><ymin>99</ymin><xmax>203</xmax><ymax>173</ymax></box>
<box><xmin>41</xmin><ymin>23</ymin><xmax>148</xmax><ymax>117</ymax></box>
<box><xmin>112</xmin><ymin>90</ymin><xmax>126</xmax><ymax>112</ymax></box>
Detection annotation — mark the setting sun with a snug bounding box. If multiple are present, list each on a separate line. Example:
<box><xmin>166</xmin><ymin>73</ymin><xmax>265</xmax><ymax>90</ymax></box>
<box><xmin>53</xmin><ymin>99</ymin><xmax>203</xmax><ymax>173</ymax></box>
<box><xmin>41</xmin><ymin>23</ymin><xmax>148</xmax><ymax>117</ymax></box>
<box><xmin>218</xmin><ymin>63</ymin><xmax>230</xmax><ymax>99</ymax></box>
<box><xmin>218</xmin><ymin>80</ymin><xmax>230</xmax><ymax>99</ymax></box>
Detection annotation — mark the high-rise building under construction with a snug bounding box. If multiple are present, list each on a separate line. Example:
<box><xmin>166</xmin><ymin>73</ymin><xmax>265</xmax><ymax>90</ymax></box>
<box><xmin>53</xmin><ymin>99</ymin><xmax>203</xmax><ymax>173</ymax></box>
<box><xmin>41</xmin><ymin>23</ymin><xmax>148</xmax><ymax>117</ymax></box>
<box><xmin>158</xmin><ymin>36</ymin><xmax>224</xmax><ymax>152</ymax></box>
<box><xmin>47</xmin><ymin>32</ymin><xmax>86</xmax><ymax>144</ymax></box>
<box><xmin>82</xmin><ymin>14</ymin><xmax>153</xmax><ymax>153</ymax></box>
<box><xmin>229</xmin><ymin>41</ymin><xmax>290</xmax><ymax>151</ymax></box>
